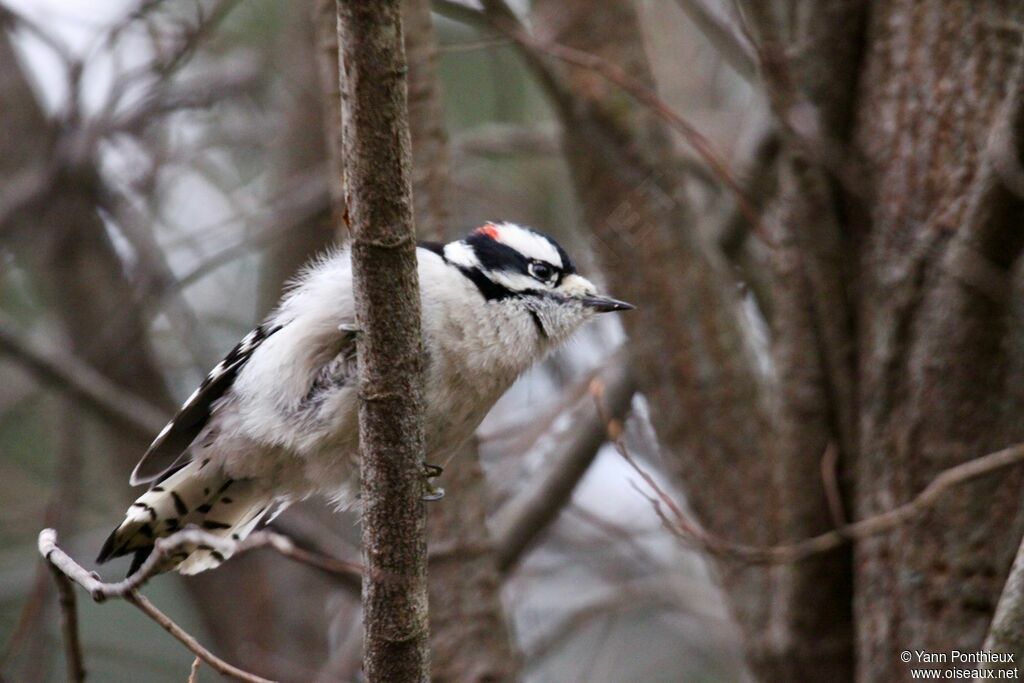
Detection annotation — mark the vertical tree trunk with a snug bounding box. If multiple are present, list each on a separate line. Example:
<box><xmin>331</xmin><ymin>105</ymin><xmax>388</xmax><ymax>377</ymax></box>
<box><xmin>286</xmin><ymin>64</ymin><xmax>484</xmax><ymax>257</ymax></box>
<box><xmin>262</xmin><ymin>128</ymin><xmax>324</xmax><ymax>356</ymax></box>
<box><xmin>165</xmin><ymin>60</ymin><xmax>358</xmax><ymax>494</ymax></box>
<box><xmin>852</xmin><ymin>2</ymin><xmax>1024</xmax><ymax>680</ymax></box>
<box><xmin>336</xmin><ymin>2</ymin><xmax>430</xmax><ymax>681</ymax></box>
<box><xmin>260</xmin><ymin>0</ymin><xmax>335</xmax><ymax>312</ymax></box>
<box><xmin>427</xmin><ymin>439</ymin><xmax>522</xmax><ymax>683</ymax></box>
<box><xmin>744</xmin><ymin>3</ymin><xmax>865</xmax><ymax>680</ymax></box>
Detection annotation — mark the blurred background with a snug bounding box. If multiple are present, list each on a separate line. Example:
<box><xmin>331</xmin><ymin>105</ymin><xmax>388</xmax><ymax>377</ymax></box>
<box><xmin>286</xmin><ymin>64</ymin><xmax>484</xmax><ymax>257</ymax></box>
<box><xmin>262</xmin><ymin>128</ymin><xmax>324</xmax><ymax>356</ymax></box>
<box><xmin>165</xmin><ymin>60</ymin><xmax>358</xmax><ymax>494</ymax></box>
<box><xmin>3</xmin><ymin>1</ymin><xmax>1023</xmax><ymax>682</ymax></box>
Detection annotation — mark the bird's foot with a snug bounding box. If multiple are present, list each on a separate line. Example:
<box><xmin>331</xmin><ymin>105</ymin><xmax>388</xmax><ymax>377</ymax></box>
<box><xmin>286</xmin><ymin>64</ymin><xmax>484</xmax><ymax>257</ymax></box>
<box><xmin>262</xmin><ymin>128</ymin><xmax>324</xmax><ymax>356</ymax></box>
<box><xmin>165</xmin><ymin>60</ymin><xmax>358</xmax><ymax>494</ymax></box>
<box><xmin>421</xmin><ymin>463</ymin><xmax>445</xmax><ymax>501</ymax></box>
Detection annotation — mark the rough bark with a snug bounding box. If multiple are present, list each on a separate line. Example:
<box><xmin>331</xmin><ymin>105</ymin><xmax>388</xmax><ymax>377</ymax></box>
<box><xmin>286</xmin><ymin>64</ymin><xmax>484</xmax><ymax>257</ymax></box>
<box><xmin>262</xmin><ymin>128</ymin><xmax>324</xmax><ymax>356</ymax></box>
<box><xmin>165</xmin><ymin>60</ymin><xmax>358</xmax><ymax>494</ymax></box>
<box><xmin>765</xmin><ymin>157</ymin><xmax>856</xmax><ymax>681</ymax></box>
<box><xmin>852</xmin><ymin>2</ymin><xmax>1024</xmax><ymax>680</ymax></box>
<box><xmin>742</xmin><ymin>3</ymin><xmax>866</xmax><ymax>680</ymax></box>
<box><xmin>520</xmin><ymin>0</ymin><xmax>776</xmax><ymax>676</ymax></box>
<box><xmin>336</xmin><ymin>2</ymin><xmax>430</xmax><ymax>681</ymax></box>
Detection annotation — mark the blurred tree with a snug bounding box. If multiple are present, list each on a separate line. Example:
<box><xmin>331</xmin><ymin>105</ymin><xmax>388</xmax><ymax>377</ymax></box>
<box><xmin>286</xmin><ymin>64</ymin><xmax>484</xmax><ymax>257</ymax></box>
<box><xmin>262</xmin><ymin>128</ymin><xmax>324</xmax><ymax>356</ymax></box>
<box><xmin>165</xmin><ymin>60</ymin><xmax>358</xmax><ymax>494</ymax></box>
<box><xmin>0</xmin><ymin>15</ymin><xmax>296</xmax><ymax>680</ymax></box>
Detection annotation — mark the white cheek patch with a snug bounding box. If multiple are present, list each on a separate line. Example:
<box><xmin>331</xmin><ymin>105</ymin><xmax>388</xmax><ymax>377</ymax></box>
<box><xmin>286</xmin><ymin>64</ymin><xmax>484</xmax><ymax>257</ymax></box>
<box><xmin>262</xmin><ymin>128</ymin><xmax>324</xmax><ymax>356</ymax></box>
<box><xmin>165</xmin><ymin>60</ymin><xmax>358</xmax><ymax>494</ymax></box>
<box><xmin>493</xmin><ymin>222</ymin><xmax>563</xmax><ymax>268</ymax></box>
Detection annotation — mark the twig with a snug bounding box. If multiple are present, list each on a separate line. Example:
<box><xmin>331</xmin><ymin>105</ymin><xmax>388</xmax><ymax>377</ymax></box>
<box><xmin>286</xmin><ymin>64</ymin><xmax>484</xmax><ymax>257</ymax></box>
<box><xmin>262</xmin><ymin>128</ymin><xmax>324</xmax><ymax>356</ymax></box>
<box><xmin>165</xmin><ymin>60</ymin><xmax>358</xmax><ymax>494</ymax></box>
<box><xmin>672</xmin><ymin>0</ymin><xmax>757</xmax><ymax>82</ymax></box>
<box><xmin>491</xmin><ymin>360</ymin><xmax>636</xmax><ymax>573</ymax></box>
<box><xmin>438</xmin><ymin>36</ymin><xmax>512</xmax><ymax>54</ymax></box>
<box><xmin>0</xmin><ymin>312</ymin><xmax>167</xmax><ymax>440</ymax></box>
<box><xmin>267</xmin><ymin>514</ymin><xmax>362</xmax><ymax>594</ymax></box>
<box><xmin>188</xmin><ymin>657</ymin><xmax>202</xmax><ymax>683</ymax></box>
<box><xmin>39</xmin><ymin>527</ymin><xmax>360</xmax><ymax>682</ymax></box>
<box><xmin>47</xmin><ymin>564</ymin><xmax>85</xmax><ymax>683</ymax></box>
<box><xmin>39</xmin><ymin>527</ymin><xmax>362</xmax><ymax>602</ymax></box>
<box><xmin>477</xmin><ymin>2</ymin><xmax>769</xmax><ymax>245</ymax></box>
<box><xmin>453</xmin><ymin>122</ymin><xmax>560</xmax><ymax>158</ymax></box>
<box><xmin>593</xmin><ymin>394</ymin><xmax>1024</xmax><ymax>564</ymax></box>
<box><xmin>125</xmin><ymin>591</ymin><xmax>273</xmax><ymax>683</ymax></box>
<box><xmin>820</xmin><ymin>442</ymin><xmax>847</xmax><ymax>527</ymax></box>
<box><xmin>0</xmin><ymin>558</ymin><xmax>50</xmax><ymax>674</ymax></box>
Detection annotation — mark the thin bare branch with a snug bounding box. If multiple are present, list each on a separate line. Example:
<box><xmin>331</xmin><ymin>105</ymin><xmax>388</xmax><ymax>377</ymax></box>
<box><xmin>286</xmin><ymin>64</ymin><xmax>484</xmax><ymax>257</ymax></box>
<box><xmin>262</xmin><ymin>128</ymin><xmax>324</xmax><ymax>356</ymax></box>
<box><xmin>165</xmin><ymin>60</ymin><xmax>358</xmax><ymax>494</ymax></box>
<box><xmin>47</xmin><ymin>565</ymin><xmax>85</xmax><ymax>683</ymax></box>
<box><xmin>478</xmin><ymin>1</ymin><xmax>770</xmax><ymax>246</ymax></box>
<box><xmin>672</xmin><ymin>0</ymin><xmax>757</xmax><ymax>81</ymax></box>
<box><xmin>125</xmin><ymin>591</ymin><xmax>274</xmax><ymax>683</ymax></box>
<box><xmin>453</xmin><ymin>122</ymin><xmax>560</xmax><ymax>158</ymax></box>
<box><xmin>39</xmin><ymin>529</ymin><xmax>280</xmax><ymax>683</ymax></box>
<box><xmin>600</xmin><ymin>409</ymin><xmax>1024</xmax><ymax>564</ymax></box>
<box><xmin>188</xmin><ymin>657</ymin><xmax>202</xmax><ymax>683</ymax></box>
<box><xmin>0</xmin><ymin>312</ymin><xmax>167</xmax><ymax>440</ymax></box>
<box><xmin>492</xmin><ymin>360</ymin><xmax>636</xmax><ymax>573</ymax></box>
<box><xmin>39</xmin><ymin>527</ymin><xmax>363</xmax><ymax>682</ymax></box>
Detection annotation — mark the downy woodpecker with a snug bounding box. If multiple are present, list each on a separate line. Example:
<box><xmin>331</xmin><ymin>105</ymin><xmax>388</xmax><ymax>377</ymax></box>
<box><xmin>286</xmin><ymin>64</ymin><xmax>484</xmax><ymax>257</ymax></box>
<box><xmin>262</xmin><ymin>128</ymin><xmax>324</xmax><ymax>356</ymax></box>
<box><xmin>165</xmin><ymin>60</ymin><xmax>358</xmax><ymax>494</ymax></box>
<box><xmin>98</xmin><ymin>222</ymin><xmax>632</xmax><ymax>574</ymax></box>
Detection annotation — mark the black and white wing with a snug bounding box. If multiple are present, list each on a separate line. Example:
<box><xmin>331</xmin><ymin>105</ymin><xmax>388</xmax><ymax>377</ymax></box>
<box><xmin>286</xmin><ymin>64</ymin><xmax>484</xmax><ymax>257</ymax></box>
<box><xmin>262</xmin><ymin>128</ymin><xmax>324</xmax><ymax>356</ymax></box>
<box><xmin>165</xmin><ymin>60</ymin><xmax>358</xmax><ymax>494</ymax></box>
<box><xmin>129</xmin><ymin>322</ymin><xmax>283</xmax><ymax>485</ymax></box>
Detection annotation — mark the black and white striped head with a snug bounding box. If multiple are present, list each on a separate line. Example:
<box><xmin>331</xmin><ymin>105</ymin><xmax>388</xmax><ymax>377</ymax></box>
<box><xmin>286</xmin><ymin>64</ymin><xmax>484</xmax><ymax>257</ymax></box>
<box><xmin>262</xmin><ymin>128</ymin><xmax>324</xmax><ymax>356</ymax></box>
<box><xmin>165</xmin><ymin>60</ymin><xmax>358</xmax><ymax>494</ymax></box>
<box><xmin>441</xmin><ymin>222</ymin><xmax>632</xmax><ymax>338</ymax></box>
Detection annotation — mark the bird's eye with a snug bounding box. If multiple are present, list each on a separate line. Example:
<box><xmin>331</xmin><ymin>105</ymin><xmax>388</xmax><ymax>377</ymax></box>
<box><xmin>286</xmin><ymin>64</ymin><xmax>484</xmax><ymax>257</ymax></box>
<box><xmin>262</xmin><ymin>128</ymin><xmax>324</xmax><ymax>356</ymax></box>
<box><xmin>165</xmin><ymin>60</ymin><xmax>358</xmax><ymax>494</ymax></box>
<box><xmin>528</xmin><ymin>261</ymin><xmax>556</xmax><ymax>282</ymax></box>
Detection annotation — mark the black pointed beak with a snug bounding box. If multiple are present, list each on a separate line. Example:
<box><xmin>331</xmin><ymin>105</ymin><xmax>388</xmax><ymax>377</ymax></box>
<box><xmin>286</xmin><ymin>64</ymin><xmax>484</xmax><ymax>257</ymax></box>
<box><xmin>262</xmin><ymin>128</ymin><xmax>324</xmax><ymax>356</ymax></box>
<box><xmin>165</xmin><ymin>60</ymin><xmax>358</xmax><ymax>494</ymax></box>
<box><xmin>579</xmin><ymin>295</ymin><xmax>635</xmax><ymax>313</ymax></box>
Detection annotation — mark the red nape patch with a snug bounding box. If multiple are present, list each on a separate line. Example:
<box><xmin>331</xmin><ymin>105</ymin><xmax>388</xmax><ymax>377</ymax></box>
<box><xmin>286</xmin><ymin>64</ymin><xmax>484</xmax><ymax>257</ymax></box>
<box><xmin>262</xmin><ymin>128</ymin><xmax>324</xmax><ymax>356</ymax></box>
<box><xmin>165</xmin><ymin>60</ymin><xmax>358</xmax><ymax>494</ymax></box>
<box><xmin>474</xmin><ymin>223</ymin><xmax>500</xmax><ymax>240</ymax></box>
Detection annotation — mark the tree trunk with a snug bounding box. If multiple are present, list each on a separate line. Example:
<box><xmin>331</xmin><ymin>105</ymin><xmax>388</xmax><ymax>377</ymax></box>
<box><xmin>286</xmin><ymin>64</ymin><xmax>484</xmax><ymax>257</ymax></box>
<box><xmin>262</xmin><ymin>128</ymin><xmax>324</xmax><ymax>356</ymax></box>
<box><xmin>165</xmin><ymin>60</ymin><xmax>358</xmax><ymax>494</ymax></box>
<box><xmin>852</xmin><ymin>2</ymin><xmax>1024</xmax><ymax>680</ymax></box>
<box><xmin>742</xmin><ymin>3</ymin><xmax>866</xmax><ymax>679</ymax></box>
<box><xmin>427</xmin><ymin>438</ymin><xmax>521</xmax><ymax>683</ymax></box>
<box><xmin>336</xmin><ymin>2</ymin><xmax>430</xmax><ymax>681</ymax></box>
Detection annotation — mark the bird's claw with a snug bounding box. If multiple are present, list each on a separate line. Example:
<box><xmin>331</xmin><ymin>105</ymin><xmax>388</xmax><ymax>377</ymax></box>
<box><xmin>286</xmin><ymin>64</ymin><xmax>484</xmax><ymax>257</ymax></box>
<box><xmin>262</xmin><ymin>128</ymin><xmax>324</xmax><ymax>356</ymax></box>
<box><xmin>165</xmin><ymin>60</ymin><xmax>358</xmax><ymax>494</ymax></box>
<box><xmin>422</xmin><ymin>462</ymin><xmax>445</xmax><ymax>501</ymax></box>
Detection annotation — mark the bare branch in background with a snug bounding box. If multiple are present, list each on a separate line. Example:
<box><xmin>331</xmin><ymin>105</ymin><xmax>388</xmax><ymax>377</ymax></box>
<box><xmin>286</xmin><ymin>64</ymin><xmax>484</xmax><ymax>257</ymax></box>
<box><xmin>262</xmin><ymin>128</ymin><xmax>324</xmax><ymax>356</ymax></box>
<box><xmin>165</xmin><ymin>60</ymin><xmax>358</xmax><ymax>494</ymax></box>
<box><xmin>478</xmin><ymin>0</ymin><xmax>767</xmax><ymax>245</ymax></box>
<box><xmin>126</xmin><ymin>592</ymin><xmax>273</xmax><ymax>683</ymax></box>
<box><xmin>400</xmin><ymin>0</ymin><xmax>522</xmax><ymax>678</ymax></box>
<box><xmin>492</xmin><ymin>359</ymin><xmax>636</xmax><ymax>574</ymax></box>
<box><xmin>605</xmin><ymin>413</ymin><xmax>1024</xmax><ymax>566</ymax></box>
<box><xmin>671</xmin><ymin>0</ymin><xmax>757</xmax><ymax>82</ymax></box>
<box><xmin>453</xmin><ymin>122</ymin><xmax>560</xmax><ymax>158</ymax></box>
<box><xmin>403</xmin><ymin>0</ymin><xmax>452</xmax><ymax>241</ymax></box>
<box><xmin>0</xmin><ymin>313</ymin><xmax>167</xmax><ymax>440</ymax></box>
<box><xmin>496</xmin><ymin>0</ymin><xmax>775</xmax><ymax>675</ymax></box>
<box><xmin>47</xmin><ymin>564</ymin><xmax>85</xmax><ymax>683</ymax></box>
<box><xmin>427</xmin><ymin>438</ymin><xmax>522</xmax><ymax>682</ymax></box>
<box><xmin>314</xmin><ymin>0</ymin><xmax>347</xmax><ymax>233</ymax></box>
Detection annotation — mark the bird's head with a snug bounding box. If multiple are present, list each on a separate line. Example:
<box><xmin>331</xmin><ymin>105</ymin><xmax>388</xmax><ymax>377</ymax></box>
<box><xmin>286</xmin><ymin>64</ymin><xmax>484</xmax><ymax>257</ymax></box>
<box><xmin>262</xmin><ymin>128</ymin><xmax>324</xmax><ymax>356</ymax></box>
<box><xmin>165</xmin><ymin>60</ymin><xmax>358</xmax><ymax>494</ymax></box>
<box><xmin>441</xmin><ymin>222</ymin><xmax>633</xmax><ymax>343</ymax></box>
